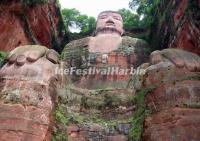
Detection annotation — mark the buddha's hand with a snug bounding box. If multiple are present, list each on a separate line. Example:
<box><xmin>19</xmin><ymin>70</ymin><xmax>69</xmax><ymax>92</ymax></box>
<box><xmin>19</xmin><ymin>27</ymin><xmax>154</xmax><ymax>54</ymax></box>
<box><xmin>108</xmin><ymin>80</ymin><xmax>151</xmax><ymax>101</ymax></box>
<box><xmin>150</xmin><ymin>48</ymin><xmax>200</xmax><ymax>71</ymax></box>
<box><xmin>0</xmin><ymin>47</ymin><xmax>62</xmax><ymax>135</ymax></box>
<box><xmin>7</xmin><ymin>45</ymin><xmax>59</xmax><ymax>65</ymax></box>
<box><xmin>0</xmin><ymin>45</ymin><xmax>60</xmax><ymax>82</ymax></box>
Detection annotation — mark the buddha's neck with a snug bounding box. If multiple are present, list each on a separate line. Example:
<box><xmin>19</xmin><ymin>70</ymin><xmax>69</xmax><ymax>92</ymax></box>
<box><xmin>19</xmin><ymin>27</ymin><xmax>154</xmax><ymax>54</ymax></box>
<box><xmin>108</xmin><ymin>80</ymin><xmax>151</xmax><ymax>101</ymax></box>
<box><xmin>89</xmin><ymin>34</ymin><xmax>122</xmax><ymax>53</ymax></box>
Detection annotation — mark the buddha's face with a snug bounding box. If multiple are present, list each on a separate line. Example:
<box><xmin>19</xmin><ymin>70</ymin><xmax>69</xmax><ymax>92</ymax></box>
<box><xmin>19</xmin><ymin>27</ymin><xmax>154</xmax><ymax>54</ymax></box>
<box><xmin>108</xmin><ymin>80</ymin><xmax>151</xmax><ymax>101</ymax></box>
<box><xmin>96</xmin><ymin>12</ymin><xmax>124</xmax><ymax>36</ymax></box>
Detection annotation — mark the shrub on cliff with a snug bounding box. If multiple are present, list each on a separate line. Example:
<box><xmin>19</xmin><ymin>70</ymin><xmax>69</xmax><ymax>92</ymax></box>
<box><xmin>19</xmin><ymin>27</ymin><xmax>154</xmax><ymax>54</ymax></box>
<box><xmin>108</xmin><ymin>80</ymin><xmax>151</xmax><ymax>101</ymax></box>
<box><xmin>0</xmin><ymin>52</ymin><xmax>7</xmax><ymax>68</ymax></box>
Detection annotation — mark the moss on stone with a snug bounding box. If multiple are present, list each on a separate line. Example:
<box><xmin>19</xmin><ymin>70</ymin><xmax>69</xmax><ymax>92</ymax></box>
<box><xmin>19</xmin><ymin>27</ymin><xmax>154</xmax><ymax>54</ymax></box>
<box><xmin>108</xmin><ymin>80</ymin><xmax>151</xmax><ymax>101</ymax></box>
<box><xmin>51</xmin><ymin>132</ymin><xmax>67</xmax><ymax>141</ymax></box>
<box><xmin>53</xmin><ymin>104</ymin><xmax>86</xmax><ymax>141</ymax></box>
<box><xmin>181</xmin><ymin>73</ymin><xmax>200</xmax><ymax>81</ymax></box>
<box><xmin>129</xmin><ymin>86</ymin><xmax>156</xmax><ymax>141</ymax></box>
<box><xmin>183</xmin><ymin>103</ymin><xmax>200</xmax><ymax>109</ymax></box>
<box><xmin>52</xmin><ymin>104</ymin><xmax>69</xmax><ymax>141</ymax></box>
<box><xmin>55</xmin><ymin>104</ymin><xmax>85</xmax><ymax>125</ymax></box>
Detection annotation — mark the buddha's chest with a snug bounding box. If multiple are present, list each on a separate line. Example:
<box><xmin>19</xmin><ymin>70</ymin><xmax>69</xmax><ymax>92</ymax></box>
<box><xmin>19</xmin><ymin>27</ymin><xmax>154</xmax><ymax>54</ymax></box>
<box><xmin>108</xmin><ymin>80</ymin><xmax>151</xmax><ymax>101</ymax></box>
<box><xmin>81</xmin><ymin>36</ymin><xmax>136</xmax><ymax>68</ymax></box>
<box><xmin>87</xmin><ymin>51</ymin><xmax>136</xmax><ymax>68</ymax></box>
<box><xmin>88</xmin><ymin>36</ymin><xmax>122</xmax><ymax>53</ymax></box>
<box><xmin>68</xmin><ymin>46</ymin><xmax>137</xmax><ymax>70</ymax></box>
<box><xmin>68</xmin><ymin>48</ymin><xmax>137</xmax><ymax>89</ymax></box>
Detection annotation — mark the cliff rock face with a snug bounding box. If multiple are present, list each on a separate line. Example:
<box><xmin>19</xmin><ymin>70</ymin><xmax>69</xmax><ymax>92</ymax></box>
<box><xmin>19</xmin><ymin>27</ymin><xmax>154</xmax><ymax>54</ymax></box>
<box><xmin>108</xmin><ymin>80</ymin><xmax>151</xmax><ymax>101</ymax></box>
<box><xmin>150</xmin><ymin>0</ymin><xmax>200</xmax><ymax>55</ymax></box>
<box><xmin>143</xmin><ymin>63</ymin><xmax>200</xmax><ymax>141</ymax></box>
<box><xmin>0</xmin><ymin>0</ymin><xmax>65</xmax><ymax>52</ymax></box>
<box><xmin>0</xmin><ymin>0</ymin><xmax>199</xmax><ymax>141</ymax></box>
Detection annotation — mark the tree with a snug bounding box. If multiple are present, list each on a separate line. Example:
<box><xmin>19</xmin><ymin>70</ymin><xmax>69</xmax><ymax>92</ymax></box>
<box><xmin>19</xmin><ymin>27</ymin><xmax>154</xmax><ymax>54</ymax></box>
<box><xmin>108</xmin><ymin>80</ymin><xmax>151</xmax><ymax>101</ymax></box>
<box><xmin>62</xmin><ymin>8</ymin><xmax>80</xmax><ymax>32</ymax></box>
<box><xmin>62</xmin><ymin>8</ymin><xmax>96</xmax><ymax>41</ymax></box>
<box><xmin>118</xmin><ymin>8</ymin><xmax>140</xmax><ymax>30</ymax></box>
<box><xmin>129</xmin><ymin>0</ymin><xmax>160</xmax><ymax>27</ymax></box>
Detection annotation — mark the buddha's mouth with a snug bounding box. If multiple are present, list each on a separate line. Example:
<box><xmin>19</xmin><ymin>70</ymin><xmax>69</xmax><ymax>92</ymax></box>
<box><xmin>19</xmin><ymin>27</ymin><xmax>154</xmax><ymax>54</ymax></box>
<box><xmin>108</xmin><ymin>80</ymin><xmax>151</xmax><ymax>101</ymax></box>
<box><xmin>106</xmin><ymin>21</ymin><xmax>115</xmax><ymax>26</ymax></box>
<box><xmin>95</xmin><ymin>27</ymin><xmax>122</xmax><ymax>36</ymax></box>
<box><xmin>106</xmin><ymin>24</ymin><xmax>115</xmax><ymax>27</ymax></box>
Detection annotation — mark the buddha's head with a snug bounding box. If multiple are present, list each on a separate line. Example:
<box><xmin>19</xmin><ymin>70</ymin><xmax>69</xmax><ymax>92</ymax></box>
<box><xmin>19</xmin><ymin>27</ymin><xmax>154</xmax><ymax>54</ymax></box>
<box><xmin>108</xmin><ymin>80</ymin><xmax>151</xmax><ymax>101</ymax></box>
<box><xmin>95</xmin><ymin>11</ymin><xmax>124</xmax><ymax>36</ymax></box>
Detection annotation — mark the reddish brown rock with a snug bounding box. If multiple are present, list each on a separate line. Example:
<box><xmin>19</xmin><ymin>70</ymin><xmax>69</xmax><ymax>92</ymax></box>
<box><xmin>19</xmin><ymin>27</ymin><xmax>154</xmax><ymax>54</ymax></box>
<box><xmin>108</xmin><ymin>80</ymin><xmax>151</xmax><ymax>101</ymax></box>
<box><xmin>67</xmin><ymin>124</ymin><xmax>87</xmax><ymax>141</ymax></box>
<box><xmin>151</xmin><ymin>0</ymin><xmax>200</xmax><ymax>55</ymax></box>
<box><xmin>0</xmin><ymin>5</ymin><xmax>30</xmax><ymax>52</ymax></box>
<box><xmin>143</xmin><ymin>61</ymin><xmax>200</xmax><ymax>141</ymax></box>
<box><xmin>144</xmin><ymin>62</ymin><xmax>200</xmax><ymax>112</ymax></box>
<box><xmin>0</xmin><ymin>104</ymin><xmax>50</xmax><ymax>141</ymax></box>
<box><xmin>67</xmin><ymin>124</ymin><xmax>80</xmax><ymax>136</ymax></box>
<box><xmin>174</xmin><ymin>0</ymin><xmax>187</xmax><ymax>27</ymax></box>
<box><xmin>0</xmin><ymin>0</ymin><xmax>65</xmax><ymax>52</ymax></box>
<box><xmin>144</xmin><ymin>62</ymin><xmax>196</xmax><ymax>88</ymax></box>
<box><xmin>143</xmin><ymin>108</ymin><xmax>200</xmax><ymax>141</ymax></box>
<box><xmin>145</xmin><ymin>80</ymin><xmax>200</xmax><ymax>113</ymax></box>
<box><xmin>173</xmin><ymin>22</ymin><xmax>200</xmax><ymax>55</ymax></box>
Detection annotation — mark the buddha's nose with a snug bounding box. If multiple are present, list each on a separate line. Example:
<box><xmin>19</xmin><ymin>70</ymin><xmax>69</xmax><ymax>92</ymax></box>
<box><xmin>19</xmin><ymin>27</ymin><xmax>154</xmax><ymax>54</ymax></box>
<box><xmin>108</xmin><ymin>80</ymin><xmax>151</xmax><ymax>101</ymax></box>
<box><xmin>106</xmin><ymin>20</ymin><xmax>115</xmax><ymax>24</ymax></box>
<box><xmin>106</xmin><ymin>16</ymin><xmax>114</xmax><ymax>22</ymax></box>
<box><xmin>106</xmin><ymin>17</ymin><xmax>115</xmax><ymax>25</ymax></box>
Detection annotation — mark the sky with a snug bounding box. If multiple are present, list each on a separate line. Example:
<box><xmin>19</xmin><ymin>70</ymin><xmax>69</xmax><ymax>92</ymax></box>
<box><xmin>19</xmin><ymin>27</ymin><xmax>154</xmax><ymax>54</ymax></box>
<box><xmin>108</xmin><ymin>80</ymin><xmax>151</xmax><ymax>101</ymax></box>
<box><xmin>59</xmin><ymin>0</ymin><xmax>132</xmax><ymax>19</ymax></box>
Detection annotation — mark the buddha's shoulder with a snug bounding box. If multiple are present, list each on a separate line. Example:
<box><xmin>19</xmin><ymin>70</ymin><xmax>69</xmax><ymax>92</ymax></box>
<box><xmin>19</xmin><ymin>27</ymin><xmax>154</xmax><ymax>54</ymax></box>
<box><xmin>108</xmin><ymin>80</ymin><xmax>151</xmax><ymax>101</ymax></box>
<box><xmin>122</xmin><ymin>36</ymin><xmax>149</xmax><ymax>48</ymax></box>
<box><xmin>64</xmin><ymin>37</ymin><xmax>92</xmax><ymax>49</ymax></box>
<box><xmin>61</xmin><ymin>37</ymin><xmax>92</xmax><ymax>60</ymax></box>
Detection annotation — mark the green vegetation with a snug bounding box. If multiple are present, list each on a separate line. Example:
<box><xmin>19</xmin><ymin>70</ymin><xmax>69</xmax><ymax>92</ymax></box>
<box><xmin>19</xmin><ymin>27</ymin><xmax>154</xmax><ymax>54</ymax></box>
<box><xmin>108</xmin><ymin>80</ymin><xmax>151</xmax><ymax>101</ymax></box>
<box><xmin>52</xmin><ymin>104</ymin><xmax>68</xmax><ymax>141</ymax></box>
<box><xmin>62</xmin><ymin>8</ymin><xmax>96</xmax><ymax>41</ymax></box>
<box><xmin>129</xmin><ymin>0</ymin><xmax>160</xmax><ymax>28</ymax></box>
<box><xmin>0</xmin><ymin>52</ymin><xmax>7</xmax><ymax>68</ymax></box>
<box><xmin>181</xmin><ymin>73</ymin><xmax>200</xmax><ymax>81</ymax></box>
<box><xmin>118</xmin><ymin>9</ymin><xmax>140</xmax><ymax>30</ymax></box>
<box><xmin>183</xmin><ymin>103</ymin><xmax>200</xmax><ymax>109</ymax></box>
<box><xmin>22</xmin><ymin>0</ymin><xmax>48</xmax><ymax>6</ymax></box>
<box><xmin>55</xmin><ymin>104</ymin><xmax>85</xmax><ymax>125</ymax></box>
<box><xmin>51</xmin><ymin>132</ymin><xmax>66</xmax><ymax>141</ymax></box>
<box><xmin>129</xmin><ymin>87</ymin><xmax>156</xmax><ymax>141</ymax></box>
<box><xmin>80</xmin><ymin>94</ymin><xmax>121</xmax><ymax>110</ymax></box>
<box><xmin>52</xmin><ymin>104</ymin><xmax>85</xmax><ymax>141</ymax></box>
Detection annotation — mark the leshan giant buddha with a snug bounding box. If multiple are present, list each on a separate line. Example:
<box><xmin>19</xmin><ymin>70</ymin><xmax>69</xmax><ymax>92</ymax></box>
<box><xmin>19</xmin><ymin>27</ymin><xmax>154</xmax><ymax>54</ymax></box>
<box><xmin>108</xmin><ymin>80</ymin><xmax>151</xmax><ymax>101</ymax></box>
<box><xmin>0</xmin><ymin>11</ymin><xmax>199</xmax><ymax>141</ymax></box>
<box><xmin>61</xmin><ymin>11</ymin><xmax>150</xmax><ymax>89</ymax></box>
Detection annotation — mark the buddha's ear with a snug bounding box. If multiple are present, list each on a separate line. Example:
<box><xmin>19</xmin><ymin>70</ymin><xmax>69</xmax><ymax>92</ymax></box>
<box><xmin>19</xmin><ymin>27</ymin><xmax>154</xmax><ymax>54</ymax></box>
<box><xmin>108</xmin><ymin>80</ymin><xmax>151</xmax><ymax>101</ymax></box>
<box><xmin>121</xmin><ymin>29</ymin><xmax>125</xmax><ymax>36</ymax></box>
<box><xmin>92</xmin><ymin>31</ymin><xmax>96</xmax><ymax>36</ymax></box>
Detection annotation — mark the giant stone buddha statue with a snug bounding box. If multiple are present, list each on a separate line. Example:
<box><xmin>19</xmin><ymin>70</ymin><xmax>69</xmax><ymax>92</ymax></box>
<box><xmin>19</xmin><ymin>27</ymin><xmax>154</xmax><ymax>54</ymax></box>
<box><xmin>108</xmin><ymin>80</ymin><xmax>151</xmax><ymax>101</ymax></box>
<box><xmin>0</xmin><ymin>10</ymin><xmax>199</xmax><ymax>141</ymax></box>
<box><xmin>61</xmin><ymin>11</ymin><xmax>150</xmax><ymax>89</ymax></box>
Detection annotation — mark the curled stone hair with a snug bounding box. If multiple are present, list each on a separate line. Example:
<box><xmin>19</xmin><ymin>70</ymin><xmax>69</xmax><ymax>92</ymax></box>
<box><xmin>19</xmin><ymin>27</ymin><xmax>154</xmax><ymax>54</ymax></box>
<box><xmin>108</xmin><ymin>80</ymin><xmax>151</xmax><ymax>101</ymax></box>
<box><xmin>97</xmin><ymin>11</ymin><xmax>122</xmax><ymax>19</ymax></box>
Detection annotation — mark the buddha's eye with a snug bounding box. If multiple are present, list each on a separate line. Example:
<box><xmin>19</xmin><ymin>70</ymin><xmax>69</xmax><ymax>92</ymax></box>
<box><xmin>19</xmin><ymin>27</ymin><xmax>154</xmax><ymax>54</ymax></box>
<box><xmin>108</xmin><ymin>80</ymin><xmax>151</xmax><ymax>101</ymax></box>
<box><xmin>113</xmin><ymin>16</ymin><xmax>121</xmax><ymax>21</ymax></box>
<box><xmin>99</xmin><ymin>15</ymin><xmax>107</xmax><ymax>19</ymax></box>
